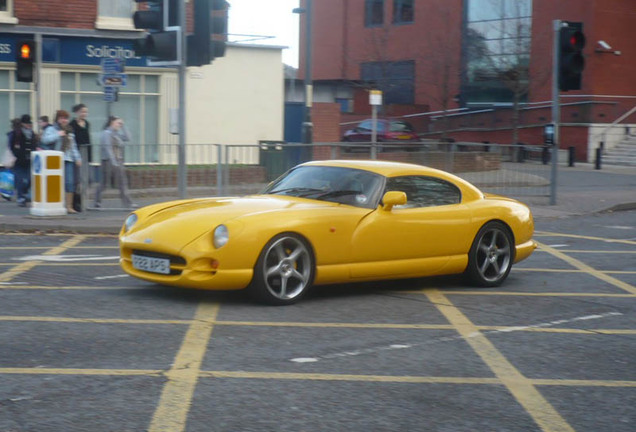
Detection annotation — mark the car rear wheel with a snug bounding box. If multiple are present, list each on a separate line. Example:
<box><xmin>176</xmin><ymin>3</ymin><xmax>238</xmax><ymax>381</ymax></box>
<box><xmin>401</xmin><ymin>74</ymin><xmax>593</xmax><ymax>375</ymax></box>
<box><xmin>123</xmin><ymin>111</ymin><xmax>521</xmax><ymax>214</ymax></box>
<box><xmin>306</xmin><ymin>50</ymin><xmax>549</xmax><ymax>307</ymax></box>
<box><xmin>249</xmin><ymin>234</ymin><xmax>315</xmax><ymax>305</ymax></box>
<box><xmin>465</xmin><ymin>221</ymin><xmax>513</xmax><ymax>287</ymax></box>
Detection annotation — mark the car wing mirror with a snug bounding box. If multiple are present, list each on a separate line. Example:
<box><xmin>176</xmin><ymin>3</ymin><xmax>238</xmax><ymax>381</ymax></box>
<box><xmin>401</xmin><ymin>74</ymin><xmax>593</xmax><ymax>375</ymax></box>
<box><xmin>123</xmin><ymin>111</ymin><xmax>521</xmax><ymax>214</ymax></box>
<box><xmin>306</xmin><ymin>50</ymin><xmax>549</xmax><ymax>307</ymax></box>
<box><xmin>381</xmin><ymin>191</ymin><xmax>407</xmax><ymax>211</ymax></box>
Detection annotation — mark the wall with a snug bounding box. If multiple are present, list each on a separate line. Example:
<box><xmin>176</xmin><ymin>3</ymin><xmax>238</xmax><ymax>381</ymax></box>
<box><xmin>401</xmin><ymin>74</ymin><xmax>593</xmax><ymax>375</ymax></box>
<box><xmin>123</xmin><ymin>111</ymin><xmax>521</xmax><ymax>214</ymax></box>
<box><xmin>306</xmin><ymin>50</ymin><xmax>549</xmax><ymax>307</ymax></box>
<box><xmin>186</xmin><ymin>44</ymin><xmax>285</xmax><ymax>151</ymax></box>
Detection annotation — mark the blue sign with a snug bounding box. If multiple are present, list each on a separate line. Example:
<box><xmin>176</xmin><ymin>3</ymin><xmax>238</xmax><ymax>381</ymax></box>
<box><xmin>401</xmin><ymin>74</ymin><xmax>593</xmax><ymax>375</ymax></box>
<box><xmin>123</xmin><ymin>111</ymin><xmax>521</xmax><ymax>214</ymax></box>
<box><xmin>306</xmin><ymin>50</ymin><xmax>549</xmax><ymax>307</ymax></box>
<box><xmin>0</xmin><ymin>33</ymin><xmax>151</xmax><ymax>67</ymax></box>
<box><xmin>33</xmin><ymin>154</ymin><xmax>42</xmax><ymax>175</ymax></box>
<box><xmin>101</xmin><ymin>73</ymin><xmax>127</xmax><ymax>87</ymax></box>
<box><xmin>103</xmin><ymin>86</ymin><xmax>118</xmax><ymax>103</ymax></box>
<box><xmin>102</xmin><ymin>57</ymin><xmax>125</xmax><ymax>74</ymax></box>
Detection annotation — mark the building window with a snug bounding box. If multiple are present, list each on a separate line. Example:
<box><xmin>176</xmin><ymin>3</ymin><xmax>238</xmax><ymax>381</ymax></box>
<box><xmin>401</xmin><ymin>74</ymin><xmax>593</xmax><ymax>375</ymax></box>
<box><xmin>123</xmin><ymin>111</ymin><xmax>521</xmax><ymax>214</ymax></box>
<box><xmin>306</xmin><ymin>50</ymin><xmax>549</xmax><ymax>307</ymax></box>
<box><xmin>365</xmin><ymin>0</ymin><xmax>384</xmax><ymax>27</ymax></box>
<box><xmin>0</xmin><ymin>70</ymin><xmax>32</xmax><ymax>127</ymax></box>
<box><xmin>462</xmin><ymin>0</ymin><xmax>532</xmax><ymax>105</ymax></box>
<box><xmin>0</xmin><ymin>0</ymin><xmax>18</xmax><ymax>24</ymax></box>
<box><xmin>60</xmin><ymin>72</ymin><xmax>160</xmax><ymax>163</ymax></box>
<box><xmin>360</xmin><ymin>61</ymin><xmax>415</xmax><ymax>105</ymax></box>
<box><xmin>393</xmin><ymin>0</ymin><xmax>414</xmax><ymax>24</ymax></box>
<box><xmin>96</xmin><ymin>0</ymin><xmax>136</xmax><ymax>31</ymax></box>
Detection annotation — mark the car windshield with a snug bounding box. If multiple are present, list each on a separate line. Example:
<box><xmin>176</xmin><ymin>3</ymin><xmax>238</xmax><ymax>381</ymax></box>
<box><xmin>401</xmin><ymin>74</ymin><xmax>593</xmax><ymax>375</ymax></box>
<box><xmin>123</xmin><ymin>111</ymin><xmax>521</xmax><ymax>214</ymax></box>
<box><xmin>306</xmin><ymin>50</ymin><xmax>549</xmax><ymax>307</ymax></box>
<box><xmin>264</xmin><ymin>166</ymin><xmax>385</xmax><ymax>209</ymax></box>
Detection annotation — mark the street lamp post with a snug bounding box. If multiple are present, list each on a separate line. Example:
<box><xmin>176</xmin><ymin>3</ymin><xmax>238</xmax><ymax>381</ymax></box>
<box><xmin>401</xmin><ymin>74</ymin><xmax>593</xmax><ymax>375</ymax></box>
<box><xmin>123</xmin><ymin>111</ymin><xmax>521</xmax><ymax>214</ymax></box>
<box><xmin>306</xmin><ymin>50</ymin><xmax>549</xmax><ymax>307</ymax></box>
<box><xmin>294</xmin><ymin>0</ymin><xmax>313</xmax><ymax>145</ymax></box>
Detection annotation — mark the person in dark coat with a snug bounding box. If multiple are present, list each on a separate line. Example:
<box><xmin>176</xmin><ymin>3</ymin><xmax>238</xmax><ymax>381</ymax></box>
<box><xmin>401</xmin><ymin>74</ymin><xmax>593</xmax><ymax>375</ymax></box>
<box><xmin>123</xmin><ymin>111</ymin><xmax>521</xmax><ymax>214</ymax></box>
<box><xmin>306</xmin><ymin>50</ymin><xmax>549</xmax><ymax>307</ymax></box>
<box><xmin>69</xmin><ymin>104</ymin><xmax>91</xmax><ymax>211</ymax></box>
<box><xmin>8</xmin><ymin>114</ymin><xmax>37</xmax><ymax>207</ymax></box>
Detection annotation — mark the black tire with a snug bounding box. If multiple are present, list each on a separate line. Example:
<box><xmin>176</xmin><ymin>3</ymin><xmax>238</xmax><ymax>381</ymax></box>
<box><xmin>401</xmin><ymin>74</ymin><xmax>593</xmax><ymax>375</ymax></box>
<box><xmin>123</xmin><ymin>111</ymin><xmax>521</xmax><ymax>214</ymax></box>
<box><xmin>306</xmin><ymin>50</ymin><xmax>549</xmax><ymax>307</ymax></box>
<box><xmin>248</xmin><ymin>233</ymin><xmax>315</xmax><ymax>305</ymax></box>
<box><xmin>465</xmin><ymin>221</ymin><xmax>514</xmax><ymax>287</ymax></box>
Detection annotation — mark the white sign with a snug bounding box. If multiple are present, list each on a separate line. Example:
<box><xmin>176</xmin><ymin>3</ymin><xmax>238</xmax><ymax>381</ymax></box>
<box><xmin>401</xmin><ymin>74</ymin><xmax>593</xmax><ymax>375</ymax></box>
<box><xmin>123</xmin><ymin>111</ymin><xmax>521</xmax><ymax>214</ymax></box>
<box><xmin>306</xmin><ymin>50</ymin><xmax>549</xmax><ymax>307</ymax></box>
<box><xmin>369</xmin><ymin>90</ymin><xmax>383</xmax><ymax>106</ymax></box>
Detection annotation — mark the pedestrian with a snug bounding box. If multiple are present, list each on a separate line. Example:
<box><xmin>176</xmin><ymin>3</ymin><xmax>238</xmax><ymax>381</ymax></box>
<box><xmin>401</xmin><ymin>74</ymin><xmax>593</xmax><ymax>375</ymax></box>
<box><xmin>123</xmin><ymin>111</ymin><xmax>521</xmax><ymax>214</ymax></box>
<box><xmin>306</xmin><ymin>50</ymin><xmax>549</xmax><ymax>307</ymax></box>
<box><xmin>70</xmin><ymin>103</ymin><xmax>91</xmax><ymax>212</ymax></box>
<box><xmin>37</xmin><ymin>115</ymin><xmax>53</xmax><ymax>147</ymax></box>
<box><xmin>8</xmin><ymin>115</ymin><xmax>37</xmax><ymax>207</ymax></box>
<box><xmin>41</xmin><ymin>110</ymin><xmax>82</xmax><ymax>214</ymax></box>
<box><xmin>94</xmin><ymin>115</ymin><xmax>134</xmax><ymax>209</ymax></box>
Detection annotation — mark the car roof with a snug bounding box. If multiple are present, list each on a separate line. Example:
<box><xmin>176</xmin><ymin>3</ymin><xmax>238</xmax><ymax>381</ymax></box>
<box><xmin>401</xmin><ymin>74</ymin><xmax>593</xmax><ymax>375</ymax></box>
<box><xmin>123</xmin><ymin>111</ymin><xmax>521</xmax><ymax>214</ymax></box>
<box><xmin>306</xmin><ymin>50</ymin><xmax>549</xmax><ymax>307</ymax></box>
<box><xmin>299</xmin><ymin>160</ymin><xmax>484</xmax><ymax>199</ymax></box>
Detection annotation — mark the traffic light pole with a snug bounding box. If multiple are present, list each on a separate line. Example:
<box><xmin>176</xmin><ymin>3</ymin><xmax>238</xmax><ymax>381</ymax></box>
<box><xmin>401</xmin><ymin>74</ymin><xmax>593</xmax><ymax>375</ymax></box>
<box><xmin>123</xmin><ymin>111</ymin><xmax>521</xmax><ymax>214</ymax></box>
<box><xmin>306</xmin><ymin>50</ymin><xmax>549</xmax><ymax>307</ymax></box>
<box><xmin>550</xmin><ymin>19</ymin><xmax>561</xmax><ymax>206</ymax></box>
<box><xmin>177</xmin><ymin>0</ymin><xmax>187</xmax><ymax>199</ymax></box>
<box><xmin>34</xmin><ymin>33</ymin><xmax>42</xmax><ymax>121</ymax></box>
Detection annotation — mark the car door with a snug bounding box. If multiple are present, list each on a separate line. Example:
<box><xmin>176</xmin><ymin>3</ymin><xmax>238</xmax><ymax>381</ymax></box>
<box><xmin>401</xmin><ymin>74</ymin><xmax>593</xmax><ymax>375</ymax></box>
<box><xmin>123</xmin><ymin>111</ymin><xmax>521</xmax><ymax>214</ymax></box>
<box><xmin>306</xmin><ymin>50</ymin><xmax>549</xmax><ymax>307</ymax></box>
<box><xmin>348</xmin><ymin>120</ymin><xmax>373</xmax><ymax>142</ymax></box>
<box><xmin>349</xmin><ymin>175</ymin><xmax>473</xmax><ymax>278</ymax></box>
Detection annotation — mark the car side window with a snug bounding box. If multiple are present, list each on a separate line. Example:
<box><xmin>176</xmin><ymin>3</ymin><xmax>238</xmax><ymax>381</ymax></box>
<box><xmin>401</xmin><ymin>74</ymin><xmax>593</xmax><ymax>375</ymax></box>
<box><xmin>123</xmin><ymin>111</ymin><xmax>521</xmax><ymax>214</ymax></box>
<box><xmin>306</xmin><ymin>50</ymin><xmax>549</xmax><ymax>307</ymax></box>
<box><xmin>385</xmin><ymin>176</ymin><xmax>461</xmax><ymax>208</ymax></box>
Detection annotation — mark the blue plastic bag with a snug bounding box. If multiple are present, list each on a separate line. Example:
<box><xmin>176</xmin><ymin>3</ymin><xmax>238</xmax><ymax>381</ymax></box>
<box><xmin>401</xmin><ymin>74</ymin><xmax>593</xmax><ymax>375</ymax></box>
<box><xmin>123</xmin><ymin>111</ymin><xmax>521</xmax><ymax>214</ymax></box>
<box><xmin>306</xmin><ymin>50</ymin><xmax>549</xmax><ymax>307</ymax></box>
<box><xmin>0</xmin><ymin>170</ymin><xmax>15</xmax><ymax>200</ymax></box>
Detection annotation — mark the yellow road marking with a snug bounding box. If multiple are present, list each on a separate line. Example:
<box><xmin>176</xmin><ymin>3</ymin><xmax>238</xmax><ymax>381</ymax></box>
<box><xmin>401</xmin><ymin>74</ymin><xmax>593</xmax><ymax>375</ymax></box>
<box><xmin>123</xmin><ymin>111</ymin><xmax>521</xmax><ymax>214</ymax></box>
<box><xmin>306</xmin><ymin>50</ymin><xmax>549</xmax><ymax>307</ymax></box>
<box><xmin>3</xmin><ymin>367</ymin><xmax>634</xmax><ymax>388</ymax></box>
<box><xmin>0</xmin><ymin>367</ymin><xmax>161</xmax><ymax>376</ymax></box>
<box><xmin>1</xmin><ymin>316</ymin><xmax>634</xmax><ymax>335</ymax></box>
<box><xmin>0</xmin><ymin>246</ymin><xmax>118</xmax><ymax>250</ymax></box>
<box><xmin>427</xmin><ymin>290</ymin><xmax>575</xmax><ymax>432</ymax></box>
<box><xmin>0</xmin><ymin>316</ymin><xmax>191</xmax><ymax>325</ymax></box>
<box><xmin>0</xmin><ymin>236</ymin><xmax>86</xmax><ymax>282</ymax></box>
<box><xmin>0</xmin><ymin>263</ymin><xmax>120</xmax><ymax>267</ymax></box>
<box><xmin>516</xmin><ymin>268</ymin><xmax>636</xmax><ymax>274</ymax></box>
<box><xmin>433</xmin><ymin>291</ymin><xmax>636</xmax><ymax>298</ymax></box>
<box><xmin>148</xmin><ymin>302</ymin><xmax>219</xmax><ymax>432</ymax></box>
<box><xmin>535</xmin><ymin>231</ymin><xmax>636</xmax><ymax>246</ymax></box>
<box><xmin>537</xmin><ymin>241</ymin><xmax>636</xmax><ymax>295</ymax></box>
<box><xmin>0</xmin><ymin>285</ymin><xmax>131</xmax><ymax>290</ymax></box>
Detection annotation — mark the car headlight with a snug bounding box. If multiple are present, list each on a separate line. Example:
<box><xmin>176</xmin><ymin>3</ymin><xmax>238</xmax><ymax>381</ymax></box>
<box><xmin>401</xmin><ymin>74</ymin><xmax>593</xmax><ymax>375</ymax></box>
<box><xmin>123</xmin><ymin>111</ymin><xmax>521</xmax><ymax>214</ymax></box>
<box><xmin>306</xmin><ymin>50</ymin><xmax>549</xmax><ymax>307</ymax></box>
<box><xmin>124</xmin><ymin>213</ymin><xmax>138</xmax><ymax>233</ymax></box>
<box><xmin>213</xmin><ymin>224</ymin><xmax>229</xmax><ymax>248</ymax></box>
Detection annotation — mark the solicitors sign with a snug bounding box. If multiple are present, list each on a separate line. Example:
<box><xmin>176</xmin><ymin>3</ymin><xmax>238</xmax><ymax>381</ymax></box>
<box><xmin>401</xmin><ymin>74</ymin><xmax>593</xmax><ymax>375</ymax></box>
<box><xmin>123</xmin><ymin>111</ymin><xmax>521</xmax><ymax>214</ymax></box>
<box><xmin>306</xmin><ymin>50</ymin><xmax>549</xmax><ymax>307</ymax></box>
<box><xmin>0</xmin><ymin>33</ymin><xmax>150</xmax><ymax>67</ymax></box>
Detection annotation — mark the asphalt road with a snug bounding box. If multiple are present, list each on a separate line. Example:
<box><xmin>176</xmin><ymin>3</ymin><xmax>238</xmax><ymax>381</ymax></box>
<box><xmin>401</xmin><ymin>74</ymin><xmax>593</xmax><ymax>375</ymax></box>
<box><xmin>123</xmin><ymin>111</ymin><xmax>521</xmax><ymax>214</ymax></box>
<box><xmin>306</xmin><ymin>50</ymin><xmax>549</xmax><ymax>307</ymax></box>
<box><xmin>0</xmin><ymin>210</ymin><xmax>634</xmax><ymax>432</ymax></box>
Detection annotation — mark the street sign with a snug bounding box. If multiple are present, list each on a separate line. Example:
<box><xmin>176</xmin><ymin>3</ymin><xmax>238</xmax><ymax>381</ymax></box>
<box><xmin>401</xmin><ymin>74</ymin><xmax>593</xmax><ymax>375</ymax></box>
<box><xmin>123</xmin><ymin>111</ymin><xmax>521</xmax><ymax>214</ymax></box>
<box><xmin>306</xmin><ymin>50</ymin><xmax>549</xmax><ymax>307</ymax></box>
<box><xmin>101</xmin><ymin>57</ymin><xmax>125</xmax><ymax>74</ymax></box>
<box><xmin>103</xmin><ymin>86</ymin><xmax>118</xmax><ymax>102</ymax></box>
<box><xmin>369</xmin><ymin>89</ymin><xmax>383</xmax><ymax>106</ymax></box>
<box><xmin>101</xmin><ymin>73</ymin><xmax>127</xmax><ymax>87</ymax></box>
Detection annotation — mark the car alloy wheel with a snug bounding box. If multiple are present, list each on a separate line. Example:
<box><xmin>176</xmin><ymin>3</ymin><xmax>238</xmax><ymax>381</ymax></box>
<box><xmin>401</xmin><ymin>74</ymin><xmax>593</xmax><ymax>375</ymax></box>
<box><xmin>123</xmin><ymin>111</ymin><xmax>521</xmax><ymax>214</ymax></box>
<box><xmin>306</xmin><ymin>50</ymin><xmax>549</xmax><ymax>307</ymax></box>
<box><xmin>251</xmin><ymin>234</ymin><xmax>314</xmax><ymax>305</ymax></box>
<box><xmin>466</xmin><ymin>222</ymin><xmax>513</xmax><ymax>287</ymax></box>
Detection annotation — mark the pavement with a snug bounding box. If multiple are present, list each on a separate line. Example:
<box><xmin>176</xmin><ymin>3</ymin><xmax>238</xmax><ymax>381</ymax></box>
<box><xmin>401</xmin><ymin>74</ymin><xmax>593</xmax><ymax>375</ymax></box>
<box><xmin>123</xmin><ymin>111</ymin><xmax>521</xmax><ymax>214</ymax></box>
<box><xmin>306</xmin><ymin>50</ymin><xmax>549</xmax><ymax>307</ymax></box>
<box><xmin>1</xmin><ymin>162</ymin><xmax>634</xmax><ymax>235</ymax></box>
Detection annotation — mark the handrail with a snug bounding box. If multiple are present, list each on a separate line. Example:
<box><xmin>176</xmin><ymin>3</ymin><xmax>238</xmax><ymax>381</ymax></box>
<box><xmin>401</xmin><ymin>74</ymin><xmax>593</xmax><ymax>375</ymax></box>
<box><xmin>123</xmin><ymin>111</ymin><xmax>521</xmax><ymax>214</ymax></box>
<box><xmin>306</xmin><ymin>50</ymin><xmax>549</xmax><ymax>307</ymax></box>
<box><xmin>592</xmin><ymin>104</ymin><xmax>636</xmax><ymax>142</ymax></box>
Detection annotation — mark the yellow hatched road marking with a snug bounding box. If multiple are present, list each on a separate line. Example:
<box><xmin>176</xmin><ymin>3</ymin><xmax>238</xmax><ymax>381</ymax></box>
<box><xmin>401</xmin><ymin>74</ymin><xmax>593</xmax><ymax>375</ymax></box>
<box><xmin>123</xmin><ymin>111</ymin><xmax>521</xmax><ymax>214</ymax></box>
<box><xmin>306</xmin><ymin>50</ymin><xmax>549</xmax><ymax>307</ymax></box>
<box><xmin>537</xmin><ymin>241</ymin><xmax>636</xmax><ymax>295</ymax></box>
<box><xmin>427</xmin><ymin>289</ymin><xmax>575</xmax><ymax>432</ymax></box>
<box><xmin>516</xmin><ymin>268</ymin><xmax>636</xmax><ymax>274</ymax></box>
<box><xmin>535</xmin><ymin>231</ymin><xmax>636</xmax><ymax>246</ymax></box>
<box><xmin>0</xmin><ymin>367</ymin><xmax>161</xmax><ymax>376</ymax></box>
<box><xmin>435</xmin><ymin>291</ymin><xmax>636</xmax><ymax>298</ymax></box>
<box><xmin>0</xmin><ymin>263</ymin><xmax>120</xmax><ymax>266</ymax></box>
<box><xmin>1</xmin><ymin>316</ymin><xmax>635</xmax><ymax>335</ymax></box>
<box><xmin>0</xmin><ymin>235</ymin><xmax>87</xmax><ymax>282</ymax></box>
<box><xmin>2</xmin><ymin>367</ymin><xmax>634</xmax><ymax>388</ymax></box>
<box><xmin>148</xmin><ymin>302</ymin><xmax>219</xmax><ymax>432</ymax></box>
<box><xmin>0</xmin><ymin>246</ymin><xmax>118</xmax><ymax>250</ymax></box>
<box><xmin>536</xmin><ymin>249</ymin><xmax>636</xmax><ymax>254</ymax></box>
<box><xmin>0</xmin><ymin>285</ymin><xmax>130</xmax><ymax>290</ymax></box>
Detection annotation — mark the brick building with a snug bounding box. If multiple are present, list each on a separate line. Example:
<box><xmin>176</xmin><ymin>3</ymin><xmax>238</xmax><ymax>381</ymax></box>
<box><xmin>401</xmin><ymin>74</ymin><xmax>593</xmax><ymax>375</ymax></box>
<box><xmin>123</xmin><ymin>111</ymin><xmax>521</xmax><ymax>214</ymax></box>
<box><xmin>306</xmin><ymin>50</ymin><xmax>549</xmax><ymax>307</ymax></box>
<box><xmin>298</xmin><ymin>0</ymin><xmax>636</xmax><ymax>161</ymax></box>
<box><xmin>0</xmin><ymin>0</ymin><xmax>285</xmax><ymax>165</ymax></box>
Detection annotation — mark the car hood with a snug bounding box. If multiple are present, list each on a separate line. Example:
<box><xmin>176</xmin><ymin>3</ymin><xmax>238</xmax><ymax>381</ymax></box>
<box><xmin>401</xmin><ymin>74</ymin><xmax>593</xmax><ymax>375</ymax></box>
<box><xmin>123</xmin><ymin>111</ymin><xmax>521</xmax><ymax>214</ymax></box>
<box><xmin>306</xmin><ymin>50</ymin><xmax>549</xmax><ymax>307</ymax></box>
<box><xmin>126</xmin><ymin>195</ymin><xmax>343</xmax><ymax>244</ymax></box>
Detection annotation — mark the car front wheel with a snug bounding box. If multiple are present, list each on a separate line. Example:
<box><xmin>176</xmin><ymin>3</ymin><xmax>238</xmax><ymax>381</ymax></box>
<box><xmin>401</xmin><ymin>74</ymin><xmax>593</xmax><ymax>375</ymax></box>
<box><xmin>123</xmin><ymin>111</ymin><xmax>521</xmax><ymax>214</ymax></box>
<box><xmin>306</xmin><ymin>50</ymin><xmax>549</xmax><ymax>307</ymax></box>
<box><xmin>465</xmin><ymin>221</ymin><xmax>514</xmax><ymax>287</ymax></box>
<box><xmin>249</xmin><ymin>233</ymin><xmax>315</xmax><ymax>305</ymax></box>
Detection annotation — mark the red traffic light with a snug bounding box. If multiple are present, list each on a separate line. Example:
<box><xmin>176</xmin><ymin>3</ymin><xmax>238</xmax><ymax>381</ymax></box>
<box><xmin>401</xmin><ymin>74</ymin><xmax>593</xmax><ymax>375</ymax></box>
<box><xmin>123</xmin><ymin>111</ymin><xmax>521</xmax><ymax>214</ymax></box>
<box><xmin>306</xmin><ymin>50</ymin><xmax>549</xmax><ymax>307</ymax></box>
<box><xmin>568</xmin><ymin>31</ymin><xmax>586</xmax><ymax>50</ymax></box>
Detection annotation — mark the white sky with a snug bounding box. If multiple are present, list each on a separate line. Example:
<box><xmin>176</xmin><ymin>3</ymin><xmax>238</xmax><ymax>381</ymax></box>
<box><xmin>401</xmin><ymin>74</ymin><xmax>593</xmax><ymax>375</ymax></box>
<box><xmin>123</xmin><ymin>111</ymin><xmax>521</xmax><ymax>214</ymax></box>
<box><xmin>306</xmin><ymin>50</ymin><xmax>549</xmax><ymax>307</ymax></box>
<box><xmin>228</xmin><ymin>0</ymin><xmax>301</xmax><ymax>67</ymax></box>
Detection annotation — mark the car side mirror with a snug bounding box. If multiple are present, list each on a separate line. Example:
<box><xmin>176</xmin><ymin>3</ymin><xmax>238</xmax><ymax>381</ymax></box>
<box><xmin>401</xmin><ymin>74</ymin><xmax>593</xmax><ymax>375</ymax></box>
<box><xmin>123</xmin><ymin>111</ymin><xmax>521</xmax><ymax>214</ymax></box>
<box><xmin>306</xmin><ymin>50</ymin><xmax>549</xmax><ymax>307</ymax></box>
<box><xmin>381</xmin><ymin>191</ymin><xmax>407</xmax><ymax>211</ymax></box>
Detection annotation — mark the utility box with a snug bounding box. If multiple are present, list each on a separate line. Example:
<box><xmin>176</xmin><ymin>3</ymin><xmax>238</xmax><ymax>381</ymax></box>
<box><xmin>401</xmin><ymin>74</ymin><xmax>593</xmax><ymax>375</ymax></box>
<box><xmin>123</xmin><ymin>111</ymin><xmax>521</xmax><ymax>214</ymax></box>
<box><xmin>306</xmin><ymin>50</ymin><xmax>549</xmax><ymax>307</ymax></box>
<box><xmin>30</xmin><ymin>151</ymin><xmax>67</xmax><ymax>216</ymax></box>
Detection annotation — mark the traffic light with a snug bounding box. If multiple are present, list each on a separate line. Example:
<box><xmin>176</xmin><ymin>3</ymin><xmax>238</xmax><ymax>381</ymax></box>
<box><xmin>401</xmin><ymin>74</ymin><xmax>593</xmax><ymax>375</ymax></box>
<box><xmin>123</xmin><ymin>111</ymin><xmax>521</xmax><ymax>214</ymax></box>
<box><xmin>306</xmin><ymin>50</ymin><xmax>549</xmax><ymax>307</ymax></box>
<box><xmin>133</xmin><ymin>0</ymin><xmax>180</xmax><ymax>64</ymax></box>
<box><xmin>558</xmin><ymin>21</ymin><xmax>586</xmax><ymax>91</ymax></box>
<box><xmin>16</xmin><ymin>40</ymin><xmax>35</xmax><ymax>83</ymax></box>
<box><xmin>187</xmin><ymin>0</ymin><xmax>228</xmax><ymax>67</ymax></box>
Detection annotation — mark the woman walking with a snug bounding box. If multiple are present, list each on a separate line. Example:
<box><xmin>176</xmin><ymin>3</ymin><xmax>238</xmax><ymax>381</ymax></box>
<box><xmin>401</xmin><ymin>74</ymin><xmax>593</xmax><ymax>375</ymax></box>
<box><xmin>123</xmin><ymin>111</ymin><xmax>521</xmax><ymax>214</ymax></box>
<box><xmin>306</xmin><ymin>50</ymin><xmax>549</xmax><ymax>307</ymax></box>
<box><xmin>94</xmin><ymin>115</ymin><xmax>134</xmax><ymax>209</ymax></box>
<box><xmin>41</xmin><ymin>110</ymin><xmax>82</xmax><ymax>214</ymax></box>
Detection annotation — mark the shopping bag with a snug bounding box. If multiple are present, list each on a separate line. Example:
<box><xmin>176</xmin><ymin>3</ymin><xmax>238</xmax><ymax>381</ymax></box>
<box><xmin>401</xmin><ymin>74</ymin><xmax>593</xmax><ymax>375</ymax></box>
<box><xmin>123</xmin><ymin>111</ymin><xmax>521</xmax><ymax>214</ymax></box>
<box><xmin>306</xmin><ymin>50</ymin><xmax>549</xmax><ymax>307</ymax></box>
<box><xmin>0</xmin><ymin>170</ymin><xmax>15</xmax><ymax>200</ymax></box>
<box><xmin>2</xmin><ymin>148</ymin><xmax>16</xmax><ymax>168</ymax></box>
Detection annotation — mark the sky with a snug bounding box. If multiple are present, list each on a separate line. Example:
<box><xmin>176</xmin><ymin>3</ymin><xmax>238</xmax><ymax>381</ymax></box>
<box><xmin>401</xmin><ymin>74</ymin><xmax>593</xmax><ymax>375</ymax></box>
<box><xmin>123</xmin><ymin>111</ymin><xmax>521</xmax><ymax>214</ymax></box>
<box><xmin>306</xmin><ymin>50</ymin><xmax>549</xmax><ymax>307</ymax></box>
<box><xmin>228</xmin><ymin>0</ymin><xmax>301</xmax><ymax>68</ymax></box>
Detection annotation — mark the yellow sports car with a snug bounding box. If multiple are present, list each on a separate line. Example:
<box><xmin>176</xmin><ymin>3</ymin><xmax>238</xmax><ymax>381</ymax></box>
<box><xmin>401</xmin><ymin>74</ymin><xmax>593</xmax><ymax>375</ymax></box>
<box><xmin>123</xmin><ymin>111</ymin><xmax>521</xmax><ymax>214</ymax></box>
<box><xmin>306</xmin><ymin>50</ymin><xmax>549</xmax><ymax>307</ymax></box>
<box><xmin>119</xmin><ymin>160</ymin><xmax>535</xmax><ymax>305</ymax></box>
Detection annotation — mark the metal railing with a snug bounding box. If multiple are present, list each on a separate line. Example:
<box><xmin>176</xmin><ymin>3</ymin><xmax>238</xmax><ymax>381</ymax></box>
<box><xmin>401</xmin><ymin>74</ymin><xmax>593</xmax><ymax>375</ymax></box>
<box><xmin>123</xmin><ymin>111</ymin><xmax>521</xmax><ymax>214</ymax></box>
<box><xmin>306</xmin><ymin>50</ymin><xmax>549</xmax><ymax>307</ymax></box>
<box><xmin>78</xmin><ymin>141</ymin><xmax>554</xmax><ymax>211</ymax></box>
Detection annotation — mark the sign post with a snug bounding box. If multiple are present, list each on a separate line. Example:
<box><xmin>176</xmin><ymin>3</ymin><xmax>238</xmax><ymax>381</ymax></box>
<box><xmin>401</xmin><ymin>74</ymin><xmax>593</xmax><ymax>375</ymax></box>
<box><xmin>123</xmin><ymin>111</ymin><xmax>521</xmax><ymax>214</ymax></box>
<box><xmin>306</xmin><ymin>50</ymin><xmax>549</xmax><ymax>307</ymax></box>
<box><xmin>369</xmin><ymin>90</ymin><xmax>383</xmax><ymax>160</ymax></box>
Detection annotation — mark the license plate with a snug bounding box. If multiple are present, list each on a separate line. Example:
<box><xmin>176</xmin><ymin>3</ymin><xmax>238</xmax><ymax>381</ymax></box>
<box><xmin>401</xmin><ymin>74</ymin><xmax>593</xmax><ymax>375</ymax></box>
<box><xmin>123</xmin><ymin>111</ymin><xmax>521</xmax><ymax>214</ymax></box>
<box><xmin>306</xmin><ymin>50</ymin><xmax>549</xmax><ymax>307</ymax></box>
<box><xmin>132</xmin><ymin>254</ymin><xmax>170</xmax><ymax>275</ymax></box>
<box><xmin>398</xmin><ymin>134</ymin><xmax>411</xmax><ymax>140</ymax></box>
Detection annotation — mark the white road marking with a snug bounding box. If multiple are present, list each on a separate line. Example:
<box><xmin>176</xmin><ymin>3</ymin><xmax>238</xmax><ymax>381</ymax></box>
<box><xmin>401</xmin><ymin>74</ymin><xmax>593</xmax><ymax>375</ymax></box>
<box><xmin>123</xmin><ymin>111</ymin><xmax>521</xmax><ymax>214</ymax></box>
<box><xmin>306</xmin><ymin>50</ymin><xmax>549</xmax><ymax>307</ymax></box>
<box><xmin>16</xmin><ymin>255</ymin><xmax>119</xmax><ymax>262</ymax></box>
<box><xmin>602</xmin><ymin>226</ymin><xmax>634</xmax><ymax>230</ymax></box>
<box><xmin>289</xmin><ymin>312</ymin><xmax>623</xmax><ymax>363</ymax></box>
<box><xmin>94</xmin><ymin>274</ymin><xmax>129</xmax><ymax>280</ymax></box>
<box><xmin>0</xmin><ymin>282</ymin><xmax>27</xmax><ymax>285</ymax></box>
<box><xmin>546</xmin><ymin>244</ymin><xmax>569</xmax><ymax>248</ymax></box>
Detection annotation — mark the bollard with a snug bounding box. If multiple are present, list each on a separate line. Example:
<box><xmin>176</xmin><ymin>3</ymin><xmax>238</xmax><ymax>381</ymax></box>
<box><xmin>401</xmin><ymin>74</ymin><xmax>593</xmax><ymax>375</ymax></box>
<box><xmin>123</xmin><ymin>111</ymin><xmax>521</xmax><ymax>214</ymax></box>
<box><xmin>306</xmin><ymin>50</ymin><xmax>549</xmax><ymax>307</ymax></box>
<box><xmin>542</xmin><ymin>146</ymin><xmax>550</xmax><ymax>165</ymax></box>
<box><xmin>568</xmin><ymin>146</ymin><xmax>575</xmax><ymax>167</ymax></box>
<box><xmin>595</xmin><ymin>147</ymin><xmax>602</xmax><ymax>170</ymax></box>
<box><xmin>30</xmin><ymin>150</ymin><xmax>67</xmax><ymax>216</ymax></box>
